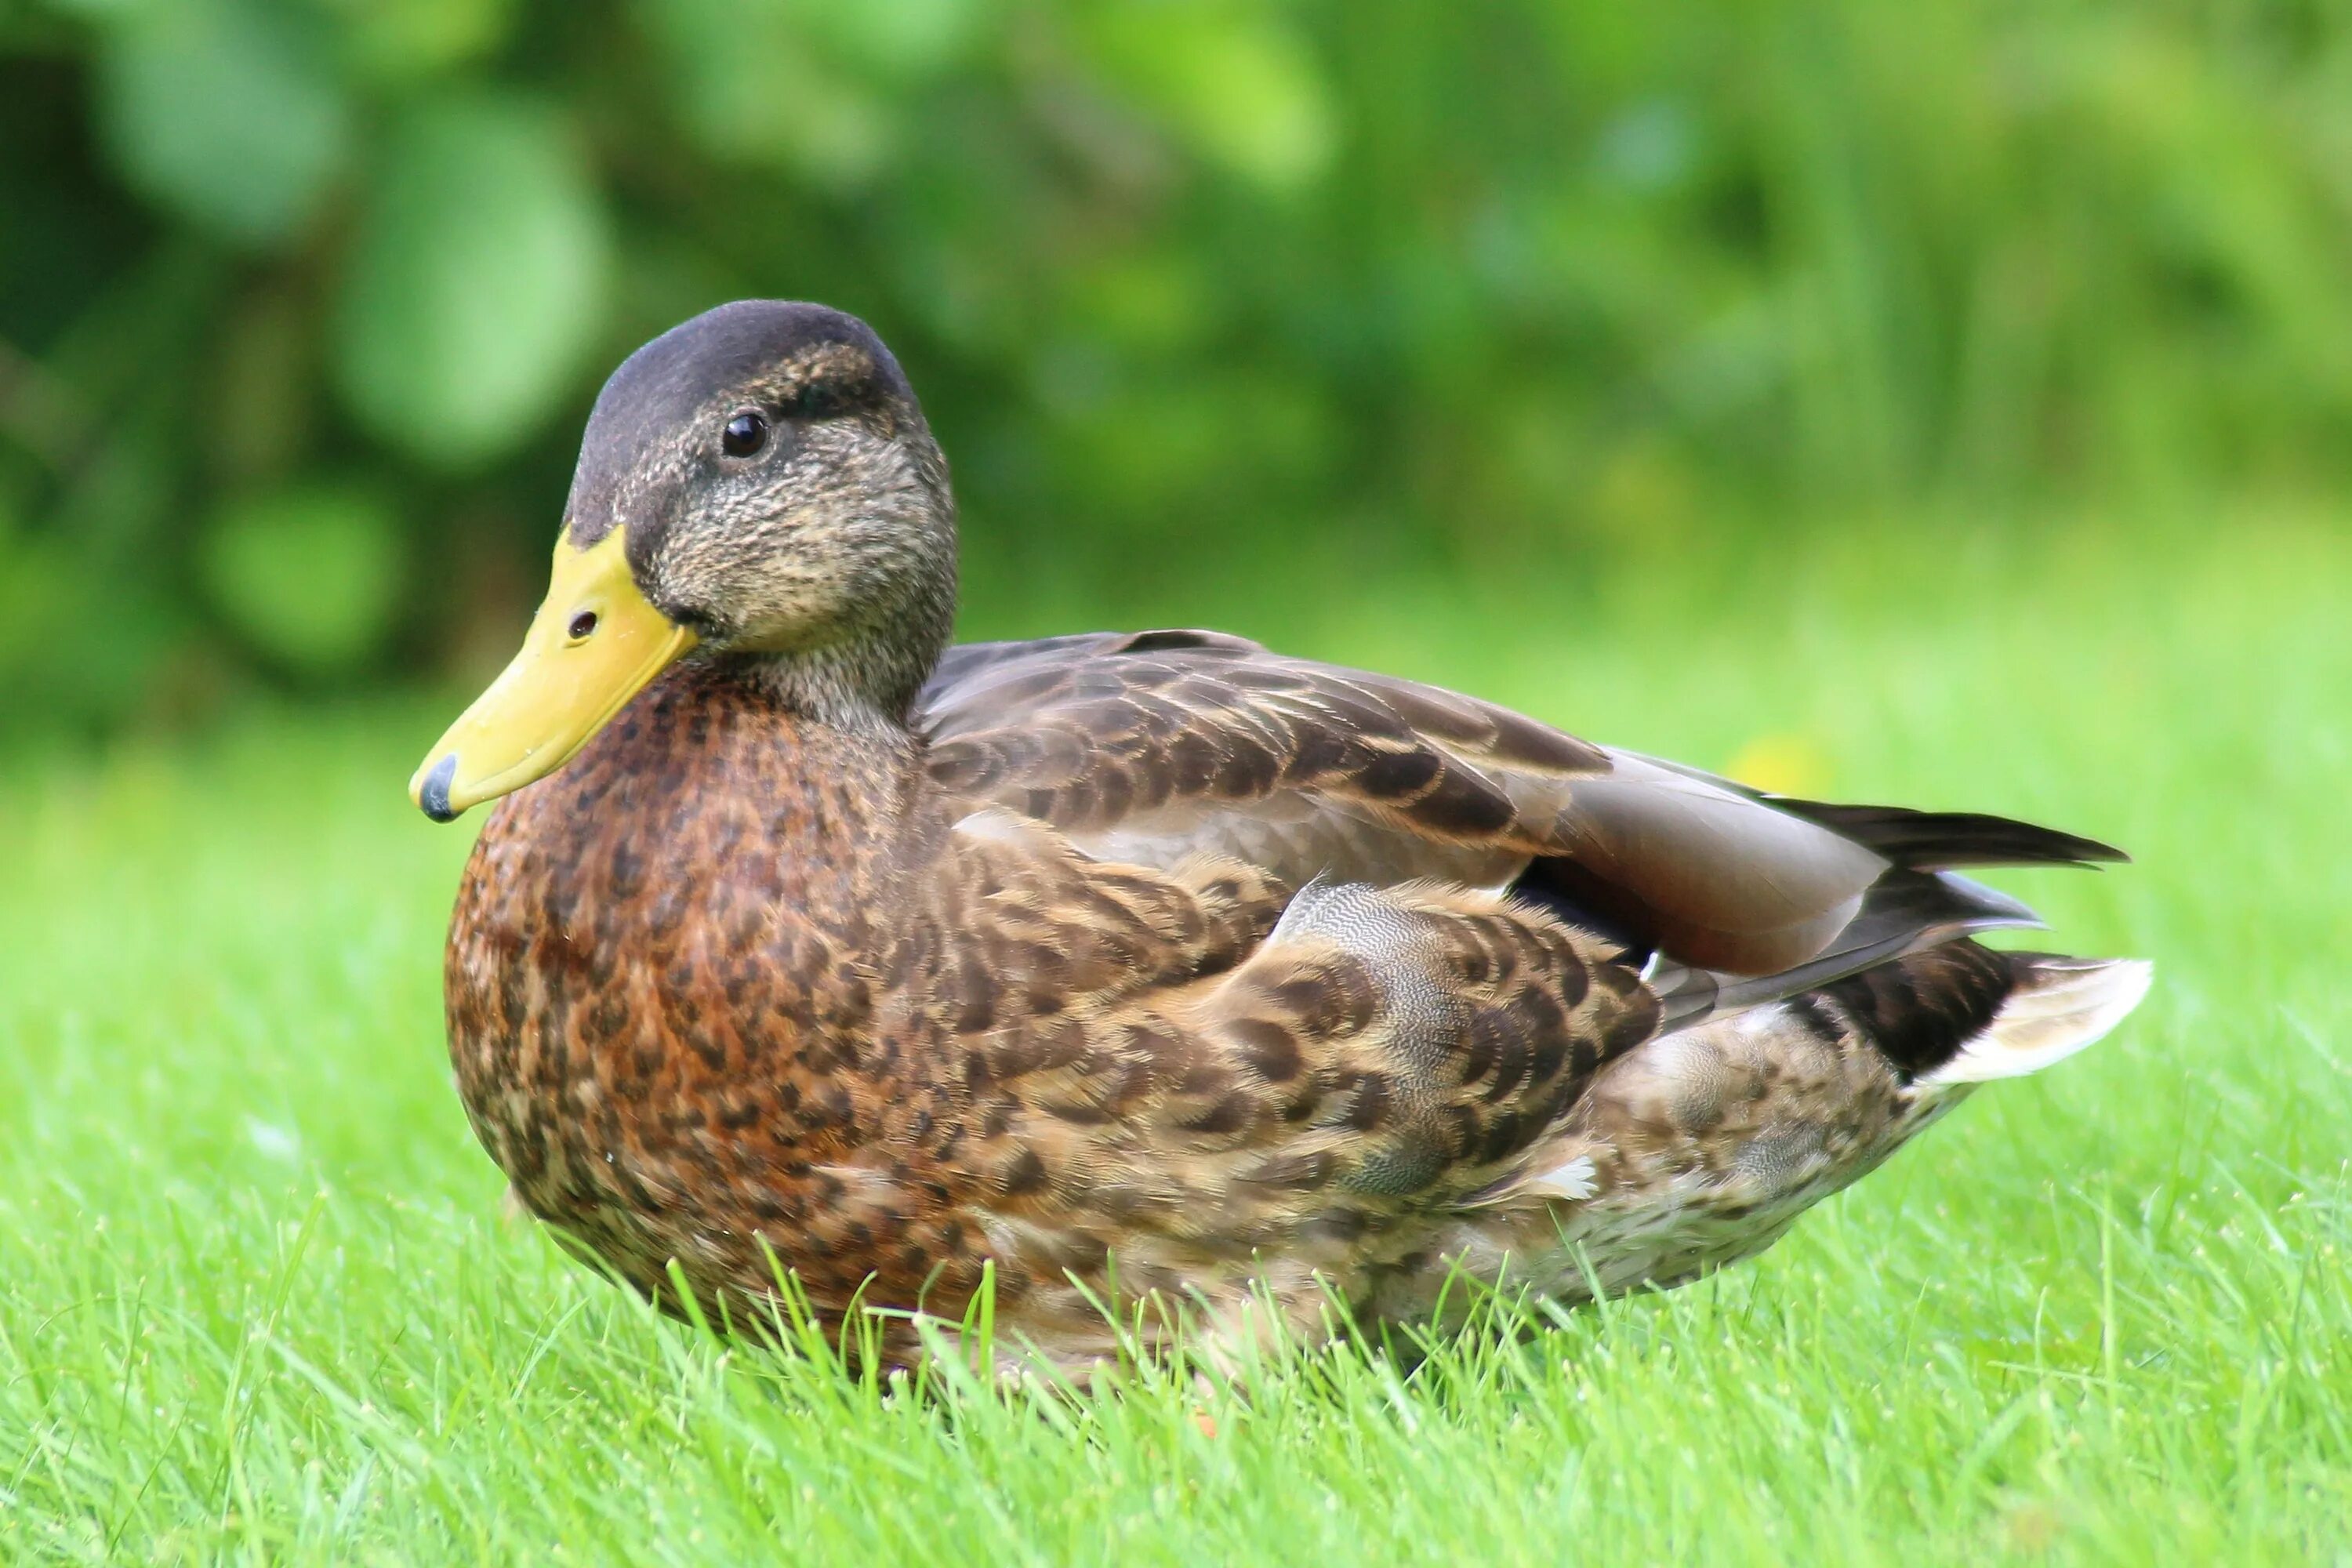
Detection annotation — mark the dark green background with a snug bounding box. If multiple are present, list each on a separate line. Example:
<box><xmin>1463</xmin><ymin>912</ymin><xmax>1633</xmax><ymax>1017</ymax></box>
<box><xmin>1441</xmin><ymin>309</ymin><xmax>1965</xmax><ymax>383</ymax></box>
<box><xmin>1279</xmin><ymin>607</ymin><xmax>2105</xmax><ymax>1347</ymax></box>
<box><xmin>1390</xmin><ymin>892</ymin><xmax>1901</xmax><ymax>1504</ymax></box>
<box><xmin>4</xmin><ymin>0</ymin><xmax>2347</xmax><ymax>729</ymax></box>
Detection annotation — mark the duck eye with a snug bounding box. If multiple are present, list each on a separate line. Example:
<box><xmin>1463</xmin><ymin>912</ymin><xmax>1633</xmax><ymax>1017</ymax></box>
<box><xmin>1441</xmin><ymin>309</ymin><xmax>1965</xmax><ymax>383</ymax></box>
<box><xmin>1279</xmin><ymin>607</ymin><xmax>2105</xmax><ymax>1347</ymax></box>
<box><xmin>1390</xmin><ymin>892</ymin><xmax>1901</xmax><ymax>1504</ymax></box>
<box><xmin>568</xmin><ymin>611</ymin><xmax>598</xmax><ymax>640</ymax></box>
<box><xmin>721</xmin><ymin>411</ymin><xmax>768</xmax><ymax>457</ymax></box>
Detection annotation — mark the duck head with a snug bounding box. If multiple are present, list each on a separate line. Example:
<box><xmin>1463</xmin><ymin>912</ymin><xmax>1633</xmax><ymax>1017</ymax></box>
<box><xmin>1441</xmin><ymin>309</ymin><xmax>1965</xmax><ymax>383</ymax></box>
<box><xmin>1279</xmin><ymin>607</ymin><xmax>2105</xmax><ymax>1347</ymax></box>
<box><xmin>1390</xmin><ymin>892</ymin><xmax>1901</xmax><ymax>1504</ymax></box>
<box><xmin>409</xmin><ymin>301</ymin><xmax>955</xmax><ymax>822</ymax></box>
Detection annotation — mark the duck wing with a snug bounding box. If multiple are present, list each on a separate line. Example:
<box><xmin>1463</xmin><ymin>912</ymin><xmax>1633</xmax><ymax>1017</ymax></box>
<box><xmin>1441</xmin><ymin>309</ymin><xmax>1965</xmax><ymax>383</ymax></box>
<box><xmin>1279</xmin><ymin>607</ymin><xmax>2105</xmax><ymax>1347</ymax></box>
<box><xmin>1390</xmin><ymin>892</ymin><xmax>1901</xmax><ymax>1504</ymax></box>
<box><xmin>913</xmin><ymin>630</ymin><xmax>2121</xmax><ymax>1013</ymax></box>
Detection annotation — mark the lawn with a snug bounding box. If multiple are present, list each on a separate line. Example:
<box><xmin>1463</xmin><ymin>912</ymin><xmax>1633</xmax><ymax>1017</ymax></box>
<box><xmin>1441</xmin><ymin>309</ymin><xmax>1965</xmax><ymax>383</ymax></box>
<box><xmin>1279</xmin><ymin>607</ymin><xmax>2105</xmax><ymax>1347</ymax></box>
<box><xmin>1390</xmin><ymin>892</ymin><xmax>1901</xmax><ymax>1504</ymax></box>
<box><xmin>4</xmin><ymin>510</ymin><xmax>2348</xmax><ymax>1565</ymax></box>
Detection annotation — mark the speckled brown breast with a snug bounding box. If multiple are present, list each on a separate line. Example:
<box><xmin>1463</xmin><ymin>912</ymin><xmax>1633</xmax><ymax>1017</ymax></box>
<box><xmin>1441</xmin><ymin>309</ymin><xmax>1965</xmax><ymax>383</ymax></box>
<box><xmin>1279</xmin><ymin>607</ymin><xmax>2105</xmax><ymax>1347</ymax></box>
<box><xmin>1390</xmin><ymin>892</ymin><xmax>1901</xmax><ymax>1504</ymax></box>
<box><xmin>445</xmin><ymin>662</ymin><xmax>998</xmax><ymax>1341</ymax></box>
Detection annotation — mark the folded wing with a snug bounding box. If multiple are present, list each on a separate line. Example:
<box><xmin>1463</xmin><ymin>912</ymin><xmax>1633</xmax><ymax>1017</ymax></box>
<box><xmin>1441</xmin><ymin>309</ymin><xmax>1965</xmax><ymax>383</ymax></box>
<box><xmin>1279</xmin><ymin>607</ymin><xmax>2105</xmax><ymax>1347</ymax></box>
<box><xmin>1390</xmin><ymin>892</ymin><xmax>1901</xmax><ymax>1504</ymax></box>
<box><xmin>915</xmin><ymin>630</ymin><xmax>2121</xmax><ymax>1017</ymax></box>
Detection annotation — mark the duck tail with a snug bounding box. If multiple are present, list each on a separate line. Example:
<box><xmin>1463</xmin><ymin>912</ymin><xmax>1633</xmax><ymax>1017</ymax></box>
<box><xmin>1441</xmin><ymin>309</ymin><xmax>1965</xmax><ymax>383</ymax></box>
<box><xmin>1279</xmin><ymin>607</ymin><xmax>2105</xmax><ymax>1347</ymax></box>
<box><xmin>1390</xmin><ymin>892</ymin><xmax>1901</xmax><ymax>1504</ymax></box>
<box><xmin>1920</xmin><ymin>953</ymin><xmax>2153</xmax><ymax>1086</ymax></box>
<box><xmin>1795</xmin><ymin>942</ymin><xmax>2150</xmax><ymax>1086</ymax></box>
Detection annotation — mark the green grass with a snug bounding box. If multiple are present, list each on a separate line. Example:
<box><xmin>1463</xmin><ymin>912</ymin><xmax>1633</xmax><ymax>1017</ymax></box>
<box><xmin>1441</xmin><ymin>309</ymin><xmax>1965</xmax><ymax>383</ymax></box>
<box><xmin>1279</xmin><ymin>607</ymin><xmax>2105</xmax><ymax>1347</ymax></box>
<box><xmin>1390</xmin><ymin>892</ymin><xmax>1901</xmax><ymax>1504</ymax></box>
<box><xmin>5</xmin><ymin>510</ymin><xmax>2350</xmax><ymax>1565</ymax></box>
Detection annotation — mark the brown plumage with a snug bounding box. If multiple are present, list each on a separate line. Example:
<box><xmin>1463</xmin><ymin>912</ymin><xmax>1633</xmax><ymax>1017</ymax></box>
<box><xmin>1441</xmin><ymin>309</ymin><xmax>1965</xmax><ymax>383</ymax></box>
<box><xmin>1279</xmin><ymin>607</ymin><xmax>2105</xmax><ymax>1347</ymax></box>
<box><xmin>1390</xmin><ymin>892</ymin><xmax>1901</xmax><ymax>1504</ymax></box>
<box><xmin>426</xmin><ymin>301</ymin><xmax>2151</xmax><ymax>1370</ymax></box>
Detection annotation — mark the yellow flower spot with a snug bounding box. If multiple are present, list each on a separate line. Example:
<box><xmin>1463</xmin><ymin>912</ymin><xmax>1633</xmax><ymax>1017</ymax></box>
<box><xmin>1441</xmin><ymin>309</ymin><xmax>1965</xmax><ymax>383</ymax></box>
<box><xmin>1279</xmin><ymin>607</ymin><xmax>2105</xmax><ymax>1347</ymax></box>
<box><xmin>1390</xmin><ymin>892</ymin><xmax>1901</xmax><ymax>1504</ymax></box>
<box><xmin>1722</xmin><ymin>734</ymin><xmax>1830</xmax><ymax>797</ymax></box>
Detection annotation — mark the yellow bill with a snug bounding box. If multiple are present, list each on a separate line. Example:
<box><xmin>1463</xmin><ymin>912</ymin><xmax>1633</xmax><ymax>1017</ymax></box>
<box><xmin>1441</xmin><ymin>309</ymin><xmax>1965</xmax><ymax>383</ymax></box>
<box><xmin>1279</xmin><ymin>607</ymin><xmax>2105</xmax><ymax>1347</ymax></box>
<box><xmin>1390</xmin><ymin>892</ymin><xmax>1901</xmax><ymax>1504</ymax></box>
<box><xmin>410</xmin><ymin>528</ymin><xmax>696</xmax><ymax>822</ymax></box>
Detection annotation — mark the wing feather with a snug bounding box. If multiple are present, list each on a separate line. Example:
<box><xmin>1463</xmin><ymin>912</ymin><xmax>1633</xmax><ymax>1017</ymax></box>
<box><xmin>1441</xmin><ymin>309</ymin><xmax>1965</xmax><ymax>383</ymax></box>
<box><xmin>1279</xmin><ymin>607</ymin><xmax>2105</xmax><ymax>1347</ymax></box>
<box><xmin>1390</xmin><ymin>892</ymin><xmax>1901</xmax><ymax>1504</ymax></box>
<box><xmin>914</xmin><ymin>630</ymin><xmax>2110</xmax><ymax>985</ymax></box>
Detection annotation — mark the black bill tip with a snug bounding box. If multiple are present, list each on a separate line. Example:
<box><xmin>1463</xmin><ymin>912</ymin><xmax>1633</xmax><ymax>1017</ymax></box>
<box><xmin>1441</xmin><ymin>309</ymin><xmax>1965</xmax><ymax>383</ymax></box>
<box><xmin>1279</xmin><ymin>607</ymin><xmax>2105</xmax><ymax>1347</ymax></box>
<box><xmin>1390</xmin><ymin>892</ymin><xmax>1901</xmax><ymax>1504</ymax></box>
<box><xmin>419</xmin><ymin>754</ymin><xmax>460</xmax><ymax>822</ymax></box>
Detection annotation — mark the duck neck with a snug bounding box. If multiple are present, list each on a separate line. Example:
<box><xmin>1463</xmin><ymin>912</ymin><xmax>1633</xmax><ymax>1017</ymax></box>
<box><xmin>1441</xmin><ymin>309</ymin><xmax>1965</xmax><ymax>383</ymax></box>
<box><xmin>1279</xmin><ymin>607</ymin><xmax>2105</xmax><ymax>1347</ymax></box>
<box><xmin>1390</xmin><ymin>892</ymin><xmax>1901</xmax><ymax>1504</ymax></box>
<box><xmin>715</xmin><ymin>517</ymin><xmax>956</xmax><ymax>731</ymax></box>
<box><xmin>716</xmin><ymin>636</ymin><xmax>939</xmax><ymax>737</ymax></box>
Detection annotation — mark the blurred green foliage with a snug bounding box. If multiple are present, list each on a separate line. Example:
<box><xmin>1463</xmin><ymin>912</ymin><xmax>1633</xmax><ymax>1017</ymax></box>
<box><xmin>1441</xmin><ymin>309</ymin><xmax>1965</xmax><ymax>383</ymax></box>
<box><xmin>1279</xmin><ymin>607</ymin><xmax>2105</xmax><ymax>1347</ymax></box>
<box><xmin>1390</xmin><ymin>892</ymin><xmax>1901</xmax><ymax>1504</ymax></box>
<box><xmin>2</xmin><ymin>0</ymin><xmax>2349</xmax><ymax>726</ymax></box>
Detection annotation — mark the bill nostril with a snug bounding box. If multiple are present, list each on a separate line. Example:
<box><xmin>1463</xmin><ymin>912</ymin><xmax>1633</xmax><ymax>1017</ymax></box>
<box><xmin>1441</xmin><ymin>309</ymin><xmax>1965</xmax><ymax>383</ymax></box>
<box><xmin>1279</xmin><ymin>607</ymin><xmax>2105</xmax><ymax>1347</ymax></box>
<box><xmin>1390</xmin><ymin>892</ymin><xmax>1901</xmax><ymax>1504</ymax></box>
<box><xmin>568</xmin><ymin>611</ymin><xmax>599</xmax><ymax>640</ymax></box>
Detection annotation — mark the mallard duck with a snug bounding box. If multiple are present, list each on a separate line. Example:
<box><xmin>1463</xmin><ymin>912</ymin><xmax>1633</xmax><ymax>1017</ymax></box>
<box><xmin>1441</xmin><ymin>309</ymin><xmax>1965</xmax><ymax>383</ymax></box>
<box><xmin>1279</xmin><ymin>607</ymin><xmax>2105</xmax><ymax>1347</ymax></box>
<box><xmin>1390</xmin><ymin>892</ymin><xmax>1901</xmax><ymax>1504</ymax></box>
<box><xmin>413</xmin><ymin>301</ymin><xmax>2149</xmax><ymax>1369</ymax></box>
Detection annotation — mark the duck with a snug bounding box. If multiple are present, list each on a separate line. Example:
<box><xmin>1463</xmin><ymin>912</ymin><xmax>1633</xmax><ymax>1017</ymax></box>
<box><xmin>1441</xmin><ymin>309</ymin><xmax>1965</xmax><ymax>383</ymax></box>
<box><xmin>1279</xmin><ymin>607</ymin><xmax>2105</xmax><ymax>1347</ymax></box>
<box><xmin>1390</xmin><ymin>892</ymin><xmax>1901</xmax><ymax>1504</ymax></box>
<box><xmin>412</xmin><ymin>299</ymin><xmax>2151</xmax><ymax>1370</ymax></box>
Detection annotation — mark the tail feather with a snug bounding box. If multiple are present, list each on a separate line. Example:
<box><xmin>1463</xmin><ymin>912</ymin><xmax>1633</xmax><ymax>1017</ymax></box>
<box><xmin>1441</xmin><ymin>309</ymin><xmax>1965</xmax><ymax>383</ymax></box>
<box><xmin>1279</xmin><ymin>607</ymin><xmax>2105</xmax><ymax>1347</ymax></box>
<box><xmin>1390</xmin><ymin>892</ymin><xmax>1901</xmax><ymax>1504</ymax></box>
<box><xmin>1925</xmin><ymin>954</ymin><xmax>2152</xmax><ymax>1085</ymax></box>
<box><xmin>1804</xmin><ymin>942</ymin><xmax>2150</xmax><ymax>1083</ymax></box>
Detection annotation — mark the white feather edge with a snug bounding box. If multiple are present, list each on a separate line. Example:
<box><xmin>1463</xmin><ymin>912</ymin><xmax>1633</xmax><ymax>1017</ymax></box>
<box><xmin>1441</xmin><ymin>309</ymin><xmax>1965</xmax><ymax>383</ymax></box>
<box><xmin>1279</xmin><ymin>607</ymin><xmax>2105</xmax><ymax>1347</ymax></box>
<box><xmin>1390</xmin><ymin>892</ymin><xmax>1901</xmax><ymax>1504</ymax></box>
<box><xmin>1924</xmin><ymin>956</ymin><xmax>2154</xmax><ymax>1086</ymax></box>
